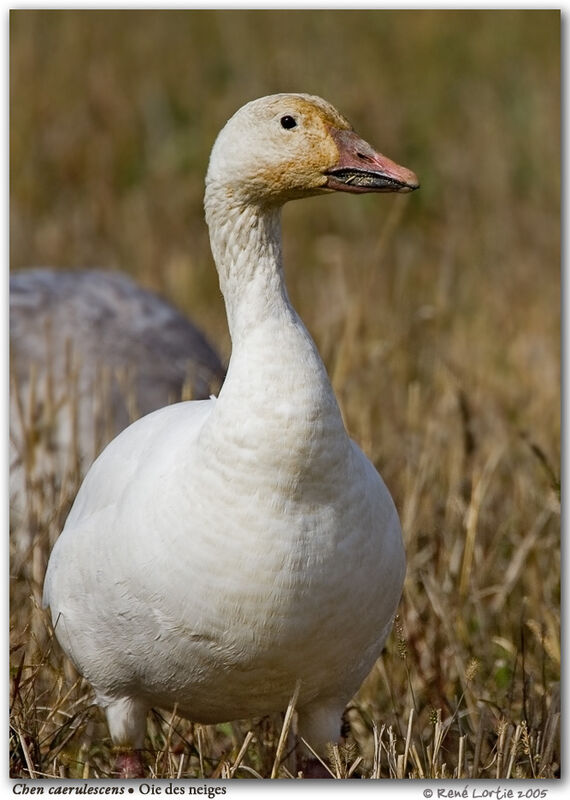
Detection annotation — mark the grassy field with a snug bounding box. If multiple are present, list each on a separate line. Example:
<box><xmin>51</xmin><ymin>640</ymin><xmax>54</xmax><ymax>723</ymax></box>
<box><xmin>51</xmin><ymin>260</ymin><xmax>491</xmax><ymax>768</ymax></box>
<box><xmin>9</xmin><ymin>9</ymin><xmax>560</xmax><ymax>779</ymax></box>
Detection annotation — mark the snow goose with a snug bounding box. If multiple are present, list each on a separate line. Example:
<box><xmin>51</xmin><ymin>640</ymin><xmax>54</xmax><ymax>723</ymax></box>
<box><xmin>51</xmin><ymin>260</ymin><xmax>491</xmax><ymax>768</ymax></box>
<box><xmin>10</xmin><ymin>268</ymin><xmax>224</xmax><ymax>549</ymax></box>
<box><xmin>43</xmin><ymin>93</ymin><xmax>418</xmax><ymax>778</ymax></box>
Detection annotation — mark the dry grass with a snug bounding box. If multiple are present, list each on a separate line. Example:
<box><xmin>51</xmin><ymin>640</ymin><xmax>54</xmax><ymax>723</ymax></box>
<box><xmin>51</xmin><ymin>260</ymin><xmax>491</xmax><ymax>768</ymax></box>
<box><xmin>9</xmin><ymin>9</ymin><xmax>560</xmax><ymax>779</ymax></box>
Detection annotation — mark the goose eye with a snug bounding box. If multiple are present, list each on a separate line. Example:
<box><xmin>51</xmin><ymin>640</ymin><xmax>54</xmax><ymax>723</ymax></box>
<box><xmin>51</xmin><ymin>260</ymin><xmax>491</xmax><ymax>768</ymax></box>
<box><xmin>280</xmin><ymin>115</ymin><xmax>297</xmax><ymax>130</ymax></box>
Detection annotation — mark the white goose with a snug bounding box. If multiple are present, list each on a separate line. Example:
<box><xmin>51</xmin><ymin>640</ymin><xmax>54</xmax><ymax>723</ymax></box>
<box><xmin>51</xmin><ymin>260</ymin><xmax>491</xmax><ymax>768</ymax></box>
<box><xmin>43</xmin><ymin>93</ymin><xmax>418</xmax><ymax>778</ymax></box>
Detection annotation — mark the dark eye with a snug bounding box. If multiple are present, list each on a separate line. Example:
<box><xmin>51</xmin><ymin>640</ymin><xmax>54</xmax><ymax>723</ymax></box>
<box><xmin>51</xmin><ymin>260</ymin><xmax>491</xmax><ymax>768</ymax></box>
<box><xmin>280</xmin><ymin>115</ymin><xmax>297</xmax><ymax>130</ymax></box>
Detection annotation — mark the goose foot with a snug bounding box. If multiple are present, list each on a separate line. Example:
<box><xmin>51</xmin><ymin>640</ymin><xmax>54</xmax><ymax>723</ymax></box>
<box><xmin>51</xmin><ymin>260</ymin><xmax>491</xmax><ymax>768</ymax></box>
<box><xmin>113</xmin><ymin>749</ymin><xmax>146</xmax><ymax>778</ymax></box>
<box><xmin>299</xmin><ymin>756</ymin><xmax>333</xmax><ymax>779</ymax></box>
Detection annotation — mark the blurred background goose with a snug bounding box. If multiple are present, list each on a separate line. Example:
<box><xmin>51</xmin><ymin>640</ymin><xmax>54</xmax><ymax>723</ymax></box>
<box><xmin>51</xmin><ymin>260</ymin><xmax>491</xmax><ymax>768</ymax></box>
<box><xmin>10</xmin><ymin>267</ymin><xmax>224</xmax><ymax>556</ymax></box>
<box><xmin>43</xmin><ymin>93</ymin><xmax>418</xmax><ymax>778</ymax></box>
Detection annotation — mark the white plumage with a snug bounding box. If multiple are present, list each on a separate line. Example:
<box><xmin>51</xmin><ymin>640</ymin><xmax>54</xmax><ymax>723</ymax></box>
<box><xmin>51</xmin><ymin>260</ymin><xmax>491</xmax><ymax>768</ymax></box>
<box><xmin>43</xmin><ymin>93</ymin><xmax>417</xmax><ymax>777</ymax></box>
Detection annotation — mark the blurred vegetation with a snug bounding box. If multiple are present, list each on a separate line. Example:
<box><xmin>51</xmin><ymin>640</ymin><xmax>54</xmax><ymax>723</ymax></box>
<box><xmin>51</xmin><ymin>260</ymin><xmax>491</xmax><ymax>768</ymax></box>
<box><xmin>10</xmin><ymin>9</ymin><xmax>560</xmax><ymax>778</ymax></box>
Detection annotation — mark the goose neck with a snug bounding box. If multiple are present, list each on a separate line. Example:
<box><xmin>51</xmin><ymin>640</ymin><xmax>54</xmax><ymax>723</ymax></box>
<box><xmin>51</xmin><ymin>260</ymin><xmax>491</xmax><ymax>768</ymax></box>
<box><xmin>203</xmin><ymin>188</ymin><xmax>348</xmax><ymax>471</ymax></box>
<box><xmin>205</xmin><ymin>192</ymin><xmax>295</xmax><ymax>344</ymax></box>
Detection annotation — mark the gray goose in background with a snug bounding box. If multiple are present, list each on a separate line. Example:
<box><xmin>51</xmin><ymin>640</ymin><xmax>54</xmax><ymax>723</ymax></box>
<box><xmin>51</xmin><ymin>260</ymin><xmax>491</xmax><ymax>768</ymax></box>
<box><xmin>10</xmin><ymin>267</ymin><xmax>225</xmax><ymax>544</ymax></box>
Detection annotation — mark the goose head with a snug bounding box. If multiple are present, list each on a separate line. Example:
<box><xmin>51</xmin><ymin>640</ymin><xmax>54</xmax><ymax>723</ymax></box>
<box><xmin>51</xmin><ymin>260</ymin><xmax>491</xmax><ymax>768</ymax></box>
<box><xmin>205</xmin><ymin>93</ymin><xmax>419</xmax><ymax>207</ymax></box>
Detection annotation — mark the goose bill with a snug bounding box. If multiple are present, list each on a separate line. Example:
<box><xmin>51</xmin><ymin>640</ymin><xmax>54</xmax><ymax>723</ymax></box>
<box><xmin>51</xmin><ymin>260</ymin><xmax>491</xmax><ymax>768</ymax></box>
<box><xmin>326</xmin><ymin>167</ymin><xmax>416</xmax><ymax>193</ymax></box>
<box><xmin>325</xmin><ymin>127</ymin><xmax>419</xmax><ymax>194</ymax></box>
